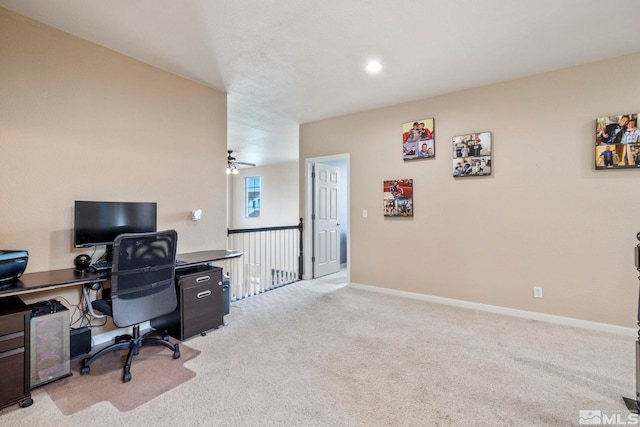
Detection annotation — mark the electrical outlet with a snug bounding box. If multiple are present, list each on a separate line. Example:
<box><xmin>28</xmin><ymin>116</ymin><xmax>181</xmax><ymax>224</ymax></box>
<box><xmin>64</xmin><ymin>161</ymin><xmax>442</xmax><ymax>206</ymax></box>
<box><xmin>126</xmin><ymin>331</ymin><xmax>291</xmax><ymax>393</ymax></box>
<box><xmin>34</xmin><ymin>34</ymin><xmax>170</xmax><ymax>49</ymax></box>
<box><xmin>533</xmin><ymin>286</ymin><xmax>543</xmax><ymax>298</ymax></box>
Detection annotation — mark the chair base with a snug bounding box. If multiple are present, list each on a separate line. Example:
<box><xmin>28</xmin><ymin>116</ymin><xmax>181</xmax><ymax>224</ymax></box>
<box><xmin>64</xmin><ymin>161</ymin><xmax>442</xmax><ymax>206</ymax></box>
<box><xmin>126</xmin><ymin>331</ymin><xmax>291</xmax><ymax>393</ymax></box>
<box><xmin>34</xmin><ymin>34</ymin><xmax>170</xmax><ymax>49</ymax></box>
<box><xmin>80</xmin><ymin>324</ymin><xmax>180</xmax><ymax>382</ymax></box>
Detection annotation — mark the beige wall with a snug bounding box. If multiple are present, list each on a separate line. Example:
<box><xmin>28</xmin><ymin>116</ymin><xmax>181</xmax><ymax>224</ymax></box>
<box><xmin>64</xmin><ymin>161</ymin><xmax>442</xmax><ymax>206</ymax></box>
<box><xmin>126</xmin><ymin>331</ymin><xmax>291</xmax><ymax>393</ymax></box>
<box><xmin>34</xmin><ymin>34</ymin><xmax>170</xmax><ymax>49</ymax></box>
<box><xmin>0</xmin><ymin>8</ymin><xmax>228</xmax><ymax>279</ymax></box>
<box><xmin>300</xmin><ymin>52</ymin><xmax>640</xmax><ymax>327</ymax></box>
<box><xmin>229</xmin><ymin>162</ymin><xmax>299</xmax><ymax>230</ymax></box>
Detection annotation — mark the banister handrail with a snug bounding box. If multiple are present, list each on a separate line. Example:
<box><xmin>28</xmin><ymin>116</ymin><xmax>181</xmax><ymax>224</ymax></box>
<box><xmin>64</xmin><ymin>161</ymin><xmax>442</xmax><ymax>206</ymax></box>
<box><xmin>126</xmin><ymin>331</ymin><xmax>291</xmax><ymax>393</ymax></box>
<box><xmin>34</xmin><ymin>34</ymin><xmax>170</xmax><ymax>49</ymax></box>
<box><xmin>227</xmin><ymin>218</ymin><xmax>303</xmax><ymax>235</ymax></box>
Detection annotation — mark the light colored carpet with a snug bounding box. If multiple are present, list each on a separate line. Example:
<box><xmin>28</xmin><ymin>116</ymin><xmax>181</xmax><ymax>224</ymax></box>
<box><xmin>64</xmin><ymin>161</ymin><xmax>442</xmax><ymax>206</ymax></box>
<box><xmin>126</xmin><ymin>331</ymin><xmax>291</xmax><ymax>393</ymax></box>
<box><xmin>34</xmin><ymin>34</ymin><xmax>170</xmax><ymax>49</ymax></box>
<box><xmin>0</xmin><ymin>269</ymin><xmax>635</xmax><ymax>426</ymax></box>
<box><xmin>44</xmin><ymin>342</ymin><xmax>200</xmax><ymax>414</ymax></box>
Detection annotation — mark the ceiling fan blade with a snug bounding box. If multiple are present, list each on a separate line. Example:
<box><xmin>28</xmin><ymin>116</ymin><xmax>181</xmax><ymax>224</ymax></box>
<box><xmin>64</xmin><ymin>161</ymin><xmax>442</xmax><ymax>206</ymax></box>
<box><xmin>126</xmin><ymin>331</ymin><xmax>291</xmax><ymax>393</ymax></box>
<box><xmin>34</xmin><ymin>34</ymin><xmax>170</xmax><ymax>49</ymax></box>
<box><xmin>227</xmin><ymin>150</ymin><xmax>255</xmax><ymax>167</ymax></box>
<box><xmin>234</xmin><ymin>161</ymin><xmax>257</xmax><ymax>167</ymax></box>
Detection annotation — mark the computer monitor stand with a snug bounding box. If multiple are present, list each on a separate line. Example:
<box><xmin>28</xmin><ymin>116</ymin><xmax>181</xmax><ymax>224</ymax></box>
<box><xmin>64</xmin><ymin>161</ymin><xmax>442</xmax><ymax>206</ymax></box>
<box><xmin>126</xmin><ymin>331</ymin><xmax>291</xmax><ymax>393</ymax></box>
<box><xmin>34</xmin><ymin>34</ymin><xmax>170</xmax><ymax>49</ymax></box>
<box><xmin>101</xmin><ymin>244</ymin><xmax>114</xmax><ymax>263</ymax></box>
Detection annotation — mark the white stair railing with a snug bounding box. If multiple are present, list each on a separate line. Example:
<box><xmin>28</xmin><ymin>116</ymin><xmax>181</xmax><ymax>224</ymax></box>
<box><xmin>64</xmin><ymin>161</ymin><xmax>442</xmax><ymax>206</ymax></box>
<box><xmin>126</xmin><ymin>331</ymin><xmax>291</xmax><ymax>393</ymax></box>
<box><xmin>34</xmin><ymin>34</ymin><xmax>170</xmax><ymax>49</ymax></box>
<box><xmin>224</xmin><ymin>219</ymin><xmax>303</xmax><ymax>301</ymax></box>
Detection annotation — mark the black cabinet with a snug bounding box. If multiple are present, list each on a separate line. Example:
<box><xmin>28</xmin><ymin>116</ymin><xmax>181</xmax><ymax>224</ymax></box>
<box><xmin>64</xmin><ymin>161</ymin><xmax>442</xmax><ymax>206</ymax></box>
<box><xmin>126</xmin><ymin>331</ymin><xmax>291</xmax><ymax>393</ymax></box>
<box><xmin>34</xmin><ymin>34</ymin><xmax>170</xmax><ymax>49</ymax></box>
<box><xmin>0</xmin><ymin>296</ymin><xmax>32</xmax><ymax>410</ymax></box>
<box><xmin>151</xmin><ymin>265</ymin><xmax>224</xmax><ymax>341</ymax></box>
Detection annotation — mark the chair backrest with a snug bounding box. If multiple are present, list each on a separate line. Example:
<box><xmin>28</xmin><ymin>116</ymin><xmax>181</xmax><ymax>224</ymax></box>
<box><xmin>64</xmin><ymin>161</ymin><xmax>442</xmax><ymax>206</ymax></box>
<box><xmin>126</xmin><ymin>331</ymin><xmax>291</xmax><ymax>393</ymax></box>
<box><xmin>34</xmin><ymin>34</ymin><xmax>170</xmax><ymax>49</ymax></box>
<box><xmin>110</xmin><ymin>230</ymin><xmax>178</xmax><ymax>327</ymax></box>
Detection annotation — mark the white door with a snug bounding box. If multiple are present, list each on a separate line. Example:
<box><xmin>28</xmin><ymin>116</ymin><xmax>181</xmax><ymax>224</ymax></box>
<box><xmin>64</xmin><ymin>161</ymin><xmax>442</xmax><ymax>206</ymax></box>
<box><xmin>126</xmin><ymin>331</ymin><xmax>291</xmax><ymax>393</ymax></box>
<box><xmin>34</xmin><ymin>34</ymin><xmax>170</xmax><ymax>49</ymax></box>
<box><xmin>313</xmin><ymin>163</ymin><xmax>340</xmax><ymax>278</ymax></box>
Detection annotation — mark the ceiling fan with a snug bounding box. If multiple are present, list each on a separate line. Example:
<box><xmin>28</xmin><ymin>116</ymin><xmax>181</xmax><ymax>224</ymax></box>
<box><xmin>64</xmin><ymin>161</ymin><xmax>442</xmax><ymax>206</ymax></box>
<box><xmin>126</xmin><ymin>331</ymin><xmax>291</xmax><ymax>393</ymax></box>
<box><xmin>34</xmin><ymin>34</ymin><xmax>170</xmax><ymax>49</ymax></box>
<box><xmin>226</xmin><ymin>150</ymin><xmax>256</xmax><ymax>174</ymax></box>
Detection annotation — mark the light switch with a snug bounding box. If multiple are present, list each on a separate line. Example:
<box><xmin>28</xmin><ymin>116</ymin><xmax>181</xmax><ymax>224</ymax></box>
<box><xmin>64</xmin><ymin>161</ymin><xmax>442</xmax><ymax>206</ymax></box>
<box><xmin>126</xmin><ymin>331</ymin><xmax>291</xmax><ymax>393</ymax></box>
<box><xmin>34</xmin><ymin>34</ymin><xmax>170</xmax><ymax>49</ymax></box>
<box><xmin>362</xmin><ymin>210</ymin><xmax>368</xmax><ymax>218</ymax></box>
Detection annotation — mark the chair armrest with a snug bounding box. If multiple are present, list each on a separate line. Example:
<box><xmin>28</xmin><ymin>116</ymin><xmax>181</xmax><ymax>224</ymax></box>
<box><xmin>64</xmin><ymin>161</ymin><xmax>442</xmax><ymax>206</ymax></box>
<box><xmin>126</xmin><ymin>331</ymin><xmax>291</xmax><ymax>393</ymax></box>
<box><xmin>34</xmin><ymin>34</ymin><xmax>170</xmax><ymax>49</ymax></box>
<box><xmin>83</xmin><ymin>283</ymin><xmax>107</xmax><ymax>319</ymax></box>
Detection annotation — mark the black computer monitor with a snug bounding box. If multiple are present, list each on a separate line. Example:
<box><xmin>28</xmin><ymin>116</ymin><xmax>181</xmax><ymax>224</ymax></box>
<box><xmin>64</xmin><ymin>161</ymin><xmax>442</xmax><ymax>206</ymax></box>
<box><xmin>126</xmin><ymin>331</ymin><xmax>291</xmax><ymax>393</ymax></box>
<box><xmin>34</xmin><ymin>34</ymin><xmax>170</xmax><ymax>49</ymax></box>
<box><xmin>74</xmin><ymin>200</ymin><xmax>157</xmax><ymax>260</ymax></box>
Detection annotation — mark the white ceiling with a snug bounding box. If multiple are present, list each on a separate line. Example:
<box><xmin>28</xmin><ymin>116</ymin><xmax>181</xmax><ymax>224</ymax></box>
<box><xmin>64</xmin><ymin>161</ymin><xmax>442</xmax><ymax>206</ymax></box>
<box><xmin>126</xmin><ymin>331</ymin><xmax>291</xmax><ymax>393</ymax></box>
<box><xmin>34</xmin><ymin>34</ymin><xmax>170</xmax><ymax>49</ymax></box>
<box><xmin>3</xmin><ymin>0</ymin><xmax>640</xmax><ymax>166</ymax></box>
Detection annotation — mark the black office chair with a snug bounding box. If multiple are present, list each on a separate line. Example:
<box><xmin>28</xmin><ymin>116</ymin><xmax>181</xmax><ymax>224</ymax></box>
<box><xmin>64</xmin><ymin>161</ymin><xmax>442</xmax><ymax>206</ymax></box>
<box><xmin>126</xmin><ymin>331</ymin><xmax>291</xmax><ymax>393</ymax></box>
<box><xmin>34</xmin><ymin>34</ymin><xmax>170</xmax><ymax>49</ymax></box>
<box><xmin>80</xmin><ymin>230</ymin><xmax>181</xmax><ymax>383</ymax></box>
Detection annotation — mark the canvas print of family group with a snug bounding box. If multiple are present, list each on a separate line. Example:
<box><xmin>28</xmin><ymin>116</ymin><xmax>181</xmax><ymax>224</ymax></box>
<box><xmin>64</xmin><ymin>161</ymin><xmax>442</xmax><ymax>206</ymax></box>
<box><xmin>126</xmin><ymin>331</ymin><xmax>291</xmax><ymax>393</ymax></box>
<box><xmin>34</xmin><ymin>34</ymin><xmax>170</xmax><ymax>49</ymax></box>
<box><xmin>595</xmin><ymin>113</ymin><xmax>640</xmax><ymax>170</ymax></box>
<box><xmin>402</xmin><ymin>118</ymin><xmax>434</xmax><ymax>159</ymax></box>
<box><xmin>383</xmin><ymin>179</ymin><xmax>413</xmax><ymax>217</ymax></box>
<box><xmin>452</xmin><ymin>131</ymin><xmax>492</xmax><ymax>177</ymax></box>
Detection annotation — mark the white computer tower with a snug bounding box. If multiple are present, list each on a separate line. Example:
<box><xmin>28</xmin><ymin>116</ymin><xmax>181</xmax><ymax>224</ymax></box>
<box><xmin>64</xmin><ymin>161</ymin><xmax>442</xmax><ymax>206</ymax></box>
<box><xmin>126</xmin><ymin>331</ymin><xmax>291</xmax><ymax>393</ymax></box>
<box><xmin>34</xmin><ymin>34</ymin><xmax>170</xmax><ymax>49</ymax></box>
<box><xmin>28</xmin><ymin>301</ymin><xmax>71</xmax><ymax>388</ymax></box>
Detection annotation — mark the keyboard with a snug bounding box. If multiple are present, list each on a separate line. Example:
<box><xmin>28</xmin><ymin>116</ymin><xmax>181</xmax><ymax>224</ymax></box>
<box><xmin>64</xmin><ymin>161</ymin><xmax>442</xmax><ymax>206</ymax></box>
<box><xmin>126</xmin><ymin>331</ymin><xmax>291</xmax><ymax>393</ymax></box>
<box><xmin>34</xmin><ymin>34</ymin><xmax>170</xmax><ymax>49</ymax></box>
<box><xmin>90</xmin><ymin>260</ymin><xmax>112</xmax><ymax>273</ymax></box>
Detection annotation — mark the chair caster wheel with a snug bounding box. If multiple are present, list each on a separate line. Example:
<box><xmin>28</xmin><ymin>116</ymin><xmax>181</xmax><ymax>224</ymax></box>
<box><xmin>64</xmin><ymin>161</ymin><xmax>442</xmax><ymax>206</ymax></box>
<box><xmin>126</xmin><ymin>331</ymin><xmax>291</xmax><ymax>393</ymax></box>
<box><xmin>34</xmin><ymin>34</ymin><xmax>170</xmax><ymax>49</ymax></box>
<box><xmin>201</xmin><ymin>331</ymin><xmax>207</xmax><ymax>336</ymax></box>
<box><xmin>123</xmin><ymin>372</ymin><xmax>132</xmax><ymax>382</ymax></box>
<box><xmin>80</xmin><ymin>364</ymin><xmax>90</xmax><ymax>375</ymax></box>
<box><xmin>19</xmin><ymin>398</ymin><xmax>33</xmax><ymax>408</ymax></box>
<box><xmin>173</xmin><ymin>344</ymin><xmax>181</xmax><ymax>359</ymax></box>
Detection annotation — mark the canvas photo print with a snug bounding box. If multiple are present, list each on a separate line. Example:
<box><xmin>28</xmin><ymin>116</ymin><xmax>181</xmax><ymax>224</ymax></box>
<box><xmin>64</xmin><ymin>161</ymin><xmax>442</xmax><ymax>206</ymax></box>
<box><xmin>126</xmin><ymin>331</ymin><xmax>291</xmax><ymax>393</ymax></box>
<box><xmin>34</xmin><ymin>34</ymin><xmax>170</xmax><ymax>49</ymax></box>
<box><xmin>383</xmin><ymin>179</ymin><xmax>413</xmax><ymax>217</ymax></box>
<box><xmin>452</xmin><ymin>132</ymin><xmax>492</xmax><ymax>177</ymax></box>
<box><xmin>402</xmin><ymin>118</ymin><xmax>434</xmax><ymax>160</ymax></box>
<box><xmin>595</xmin><ymin>113</ymin><xmax>640</xmax><ymax>169</ymax></box>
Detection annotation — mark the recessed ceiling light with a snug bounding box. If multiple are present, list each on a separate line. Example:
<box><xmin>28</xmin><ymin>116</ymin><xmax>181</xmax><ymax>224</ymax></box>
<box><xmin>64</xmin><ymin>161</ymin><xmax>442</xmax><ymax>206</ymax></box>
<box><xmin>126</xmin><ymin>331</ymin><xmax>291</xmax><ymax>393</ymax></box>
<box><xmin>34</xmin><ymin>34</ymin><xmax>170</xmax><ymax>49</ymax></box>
<box><xmin>365</xmin><ymin>61</ymin><xmax>382</xmax><ymax>73</ymax></box>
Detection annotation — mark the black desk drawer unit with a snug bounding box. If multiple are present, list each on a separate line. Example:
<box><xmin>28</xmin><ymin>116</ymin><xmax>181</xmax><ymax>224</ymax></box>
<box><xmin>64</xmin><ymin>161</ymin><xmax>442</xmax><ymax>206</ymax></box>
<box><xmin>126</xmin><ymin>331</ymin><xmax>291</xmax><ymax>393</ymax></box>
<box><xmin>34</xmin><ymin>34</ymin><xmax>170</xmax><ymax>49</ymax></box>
<box><xmin>0</xmin><ymin>296</ymin><xmax>32</xmax><ymax>410</ymax></box>
<box><xmin>151</xmin><ymin>265</ymin><xmax>224</xmax><ymax>341</ymax></box>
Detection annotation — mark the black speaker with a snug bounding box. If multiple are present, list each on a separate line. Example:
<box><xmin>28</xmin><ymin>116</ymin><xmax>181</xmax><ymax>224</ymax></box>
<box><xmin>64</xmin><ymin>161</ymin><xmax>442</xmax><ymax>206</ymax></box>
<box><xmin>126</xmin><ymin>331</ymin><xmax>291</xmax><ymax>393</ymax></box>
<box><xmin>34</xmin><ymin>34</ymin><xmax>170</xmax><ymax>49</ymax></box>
<box><xmin>74</xmin><ymin>254</ymin><xmax>92</xmax><ymax>271</ymax></box>
<box><xmin>69</xmin><ymin>327</ymin><xmax>91</xmax><ymax>359</ymax></box>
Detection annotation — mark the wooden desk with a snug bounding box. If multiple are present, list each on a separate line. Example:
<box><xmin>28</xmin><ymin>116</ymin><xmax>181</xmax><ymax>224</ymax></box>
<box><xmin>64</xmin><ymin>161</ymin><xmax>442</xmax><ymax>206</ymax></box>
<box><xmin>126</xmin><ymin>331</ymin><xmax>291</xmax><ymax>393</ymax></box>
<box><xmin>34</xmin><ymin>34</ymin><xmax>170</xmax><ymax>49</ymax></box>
<box><xmin>0</xmin><ymin>249</ymin><xmax>242</xmax><ymax>298</ymax></box>
<box><xmin>0</xmin><ymin>269</ymin><xmax>105</xmax><ymax>298</ymax></box>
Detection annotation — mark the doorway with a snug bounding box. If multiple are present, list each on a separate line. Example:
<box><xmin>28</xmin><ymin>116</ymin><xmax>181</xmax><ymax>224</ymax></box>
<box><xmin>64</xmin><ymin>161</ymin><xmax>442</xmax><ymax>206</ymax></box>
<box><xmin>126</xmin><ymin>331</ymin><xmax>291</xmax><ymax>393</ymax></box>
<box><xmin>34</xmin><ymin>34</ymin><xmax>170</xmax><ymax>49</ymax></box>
<box><xmin>304</xmin><ymin>154</ymin><xmax>349</xmax><ymax>281</ymax></box>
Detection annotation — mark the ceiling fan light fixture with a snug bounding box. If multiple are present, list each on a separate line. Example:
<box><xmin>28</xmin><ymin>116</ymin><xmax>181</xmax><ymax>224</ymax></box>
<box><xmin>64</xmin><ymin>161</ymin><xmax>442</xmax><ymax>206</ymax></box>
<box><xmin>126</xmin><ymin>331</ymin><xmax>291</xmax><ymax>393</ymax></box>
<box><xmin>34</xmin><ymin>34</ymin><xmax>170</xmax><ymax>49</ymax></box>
<box><xmin>231</xmin><ymin>167</ymin><xmax>239</xmax><ymax>175</ymax></box>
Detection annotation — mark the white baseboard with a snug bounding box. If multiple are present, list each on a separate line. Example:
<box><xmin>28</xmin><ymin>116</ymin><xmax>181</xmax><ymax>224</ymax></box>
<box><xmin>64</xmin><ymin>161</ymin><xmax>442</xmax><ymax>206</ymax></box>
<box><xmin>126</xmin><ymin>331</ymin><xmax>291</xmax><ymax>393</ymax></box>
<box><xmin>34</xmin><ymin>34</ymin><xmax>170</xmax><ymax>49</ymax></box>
<box><xmin>348</xmin><ymin>282</ymin><xmax>636</xmax><ymax>337</ymax></box>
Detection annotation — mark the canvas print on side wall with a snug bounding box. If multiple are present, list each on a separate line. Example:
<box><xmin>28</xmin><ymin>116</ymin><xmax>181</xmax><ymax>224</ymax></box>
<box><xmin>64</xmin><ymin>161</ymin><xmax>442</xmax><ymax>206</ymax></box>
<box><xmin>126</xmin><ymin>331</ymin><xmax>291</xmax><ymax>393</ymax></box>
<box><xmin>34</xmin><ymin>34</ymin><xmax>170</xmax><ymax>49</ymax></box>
<box><xmin>452</xmin><ymin>132</ymin><xmax>492</xmax><ymax>177</ymax></box>
<box><xmin>402</xmin><ymin>118</ymin><xmax>434</xmax><ymax>160</ymax></box>
<box><xmin>383</xmin><ymin>179</ymin><xmax>413</xmax><ymax>217</ymax></box>
<box><xmin>595</xmin><ymin>113</ymin><xmax>640</xmax><ymax>170</ymax></box>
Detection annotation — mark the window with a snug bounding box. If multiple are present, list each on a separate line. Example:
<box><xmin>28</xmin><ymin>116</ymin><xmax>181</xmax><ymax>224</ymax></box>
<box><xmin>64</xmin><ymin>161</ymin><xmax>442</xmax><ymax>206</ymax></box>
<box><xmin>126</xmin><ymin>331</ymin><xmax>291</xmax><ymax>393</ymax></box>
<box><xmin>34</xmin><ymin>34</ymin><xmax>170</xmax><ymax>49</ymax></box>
<box><xmin>245</xmin><ymin>176</ymin><xmax>261</xmax><ymax>218</ymax></box>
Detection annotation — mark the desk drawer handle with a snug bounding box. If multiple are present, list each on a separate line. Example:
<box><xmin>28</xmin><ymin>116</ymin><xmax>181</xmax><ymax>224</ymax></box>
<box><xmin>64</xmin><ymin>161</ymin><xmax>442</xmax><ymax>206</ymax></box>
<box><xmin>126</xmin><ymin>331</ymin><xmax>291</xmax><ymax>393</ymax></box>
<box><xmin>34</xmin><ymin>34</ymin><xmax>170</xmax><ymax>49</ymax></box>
<box><xmin>0</xmin><ymin>347</ymin><xmax>24</xmax><ymax>359</ymax></box>
<box><xmin>196</xmin><ymin>275</ymin><xmax>210</xmax><ymax>283</ymax></box>
<box><xmin>0</xmin><ymin>331</ymin><xmax>24</xmax><ymax>342</ymax></box>
<box><xmin>197</xmin><ymin>290</ymin><xmax>211</xmax><ymax>298</ymax></box>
